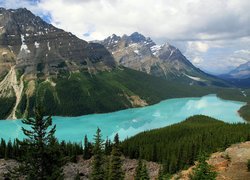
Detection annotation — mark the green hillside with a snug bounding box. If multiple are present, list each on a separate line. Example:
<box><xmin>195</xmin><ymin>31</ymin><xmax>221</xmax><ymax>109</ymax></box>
<box><xmin>122</xmin><ymin>115</ymin><xmax>250</xmax><ymax>174</ymax></box>
<box><xmin>0</xmin><ymin>67</ymin><xmax>248</xmax><ymax>119</ymax></box>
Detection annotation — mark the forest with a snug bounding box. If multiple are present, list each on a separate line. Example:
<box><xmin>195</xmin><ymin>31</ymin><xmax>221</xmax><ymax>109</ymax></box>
<box><xmin>0</xmin><ymin>113</ymin><xmax>250</xmax><ymax>179</ymax></box>
<box><xmin>122</xmin><ymin>115</ymin><xmax>250</xmax><ymax>174</ymax></box>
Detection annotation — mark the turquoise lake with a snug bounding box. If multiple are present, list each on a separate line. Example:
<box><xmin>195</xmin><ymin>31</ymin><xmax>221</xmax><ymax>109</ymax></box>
<box><xmin>0</xmin><ymin>94</ymin><xmax>246</xmax><ymax>142</ymax></box>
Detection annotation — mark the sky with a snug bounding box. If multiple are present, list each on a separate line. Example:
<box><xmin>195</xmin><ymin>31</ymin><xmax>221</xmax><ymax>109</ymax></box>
<box><xmin>0</xmin><ymin>0</ymin><xmax>250</xmax><ymax>74</ymax></box>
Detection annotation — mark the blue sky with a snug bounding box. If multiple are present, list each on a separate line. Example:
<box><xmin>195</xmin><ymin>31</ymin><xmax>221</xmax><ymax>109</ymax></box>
<box><xmin>1</xmin><ymin>0</ymin><xmax>250</xmax><ymax>74</ymax></box>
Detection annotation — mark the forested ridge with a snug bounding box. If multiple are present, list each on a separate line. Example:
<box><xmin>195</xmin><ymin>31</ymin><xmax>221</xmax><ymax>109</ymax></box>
<box><xmin>122</xmin><ymin>115</ymin><xmax>250</xmax><ymax>174</ymax></box>
<box><xmin>1</xmin><ymin>68</ymin><xmax>249</xmax><ymax>119</ymax></box>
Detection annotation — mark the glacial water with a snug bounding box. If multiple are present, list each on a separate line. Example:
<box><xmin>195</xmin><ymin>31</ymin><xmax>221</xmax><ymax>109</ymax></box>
<box><xmin>0</xmin><ymin>94</ymin><xmax>246</xmax><ymax>142</ymax></box>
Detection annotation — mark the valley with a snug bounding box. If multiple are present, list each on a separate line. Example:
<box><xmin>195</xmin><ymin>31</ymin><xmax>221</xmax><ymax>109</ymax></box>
<box><xmin>0</xmin><ymin>94</ymin><xmax>246</xmax><ymax>142</ymax></box>
<box><xmin>0</xmin><ymin>5</ymin><xmax>249</xmax><ymax>180</ymax></box>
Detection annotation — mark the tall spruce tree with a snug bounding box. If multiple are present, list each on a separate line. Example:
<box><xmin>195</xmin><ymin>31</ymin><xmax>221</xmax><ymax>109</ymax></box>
<box><xmin>83</xmin><ymin>135</ymin><xmax>92</xmax><ymax>159</ymax></box>
<box><xmin>15</xmin><ymin>107</ymin><xmax>63</xmax><ymax>179</ymax></box>
<box><xmin>109</xmin><ymin>133</ymin><xmax>124</xmax><ymax>180</ymax></box>
<box><xmin>91</xmin><ymin>128</ymin><xmax>105</xmax><ymax>180</ymax></box>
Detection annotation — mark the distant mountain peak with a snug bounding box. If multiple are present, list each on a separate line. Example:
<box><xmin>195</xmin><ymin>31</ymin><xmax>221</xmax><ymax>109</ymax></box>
<box><xmin>224</xmin><ymin>61</ymin><xmax>250</xmax><ymax>79</ymax></box>
<box><xmin>98</xmin><ymin>32</ymin><xmax>227</xmax><ymax>87</ymax></box>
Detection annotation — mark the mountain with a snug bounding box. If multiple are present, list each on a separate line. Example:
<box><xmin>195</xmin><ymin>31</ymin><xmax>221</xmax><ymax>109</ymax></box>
<box><xmin>219</xmin><ymin>61</ymin><xmax>250</xmax><ymax>88</ymax></box>
<box><xmin>0</xmin><ymin>8</ymin><xmax>245</xmax><ymax>120</ymax></box>
<box><xmin>98</xmin><ymin>32</ymin><xmax>228</xmax><ymax>87</ymax></box>
<box><xmin>223</xmin><ymin>61</ymin><xmax>250</xmax><ymax>79</ymax></box>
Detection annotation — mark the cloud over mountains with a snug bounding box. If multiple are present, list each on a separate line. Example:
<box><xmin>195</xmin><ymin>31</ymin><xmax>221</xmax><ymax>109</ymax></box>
<box><xmin>1</xmin><ymin>0</ymin><xmax>250</xmax><ymax>74</ymax></box>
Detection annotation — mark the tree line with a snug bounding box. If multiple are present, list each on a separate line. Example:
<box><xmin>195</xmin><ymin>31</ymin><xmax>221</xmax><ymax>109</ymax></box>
<box><xmin>0</xmin><ymin>107</ymin><xmax>149</xmax><ymax>179</ymax></box>
<box><xmin>122</xmin><ymin>115</ymin><xmax>250</xmax><ymax>175</ymax></box>
<box><xmin>1</xmin><ymin>110</ymin><xmax>249</xmax><ymax>179</ymax></box>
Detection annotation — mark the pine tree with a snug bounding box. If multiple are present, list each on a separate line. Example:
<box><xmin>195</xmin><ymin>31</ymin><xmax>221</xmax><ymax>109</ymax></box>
<box><xmin>135</xmin><ymin>159</ymin><xmax>143</xmax><ymax>180</ymax></box>
<box><xmin>83</xmin><ymin>135</ymin><xmax>92</xmax><ymax>159</ymax></box>
<box><xmin>15</xmin><ymin>107</ymin><xmax>63</xmax><ymax>179</ymax></box>
<box><xmin>135</xmin><ymin>159</ymin><xmax>150</xmax><ymax>180</ymax></box>
<box><xmin>104</xmin><ymin>137</ymin><xmax>112</xmax><ymax>155</ymax></box>
<box><xmin>109</xmin><ymin>133</ymin><xmax>124</xmax><ymax>180</ymax></box>
<box><xmin>91</xmin><ymin>128</ymin><xmax>105</xmax><ymax>180</ymax></box>
<box><xmin>140</xmin><ymin>163</ymin><xmax>150</xmax><ymax>180</ymax></box>
<box><xmin>190</xmin><ymin>154</ymin><xmax>217</xmax><ymax>180</ymax></box>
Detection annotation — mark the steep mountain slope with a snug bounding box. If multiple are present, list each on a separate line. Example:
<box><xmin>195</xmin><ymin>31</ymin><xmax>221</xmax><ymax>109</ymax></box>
<box><xmin>0</xmin><ymin>8</ymin><xmax>117</xmax><ymax>119</ymax></box>
<box><xmin>0</xmin><ymin>8</ymin><xmax>246</xmax><ymax>120</ymax></box>
<box><xmin>99</xmin><ymin>32</ymin><xmax>228</xmax><ymax>87</ymax></box>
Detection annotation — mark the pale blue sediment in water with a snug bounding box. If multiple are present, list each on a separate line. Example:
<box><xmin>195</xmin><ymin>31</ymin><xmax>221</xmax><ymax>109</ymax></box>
<box><xmin>0</xmin><ymin>94</ymin><xmax>246</xmax><ymax>142</ymax></box>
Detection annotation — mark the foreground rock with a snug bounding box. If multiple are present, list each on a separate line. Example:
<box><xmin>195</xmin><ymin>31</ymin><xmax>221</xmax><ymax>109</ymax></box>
<box><xmin>63</xmin><ymin>157</ymin><xmax>160</xmax><ymax>180</ymax></box>
<box><xmin>173</xmin><ymin>141</ymin><xmax>250</xmax><ymax>180</ymax></box>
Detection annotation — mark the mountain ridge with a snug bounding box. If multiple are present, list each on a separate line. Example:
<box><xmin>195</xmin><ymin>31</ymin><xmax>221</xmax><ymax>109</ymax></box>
<box><xmin>98</xmin><ymin>32</ymin><xmax>229</xmax><ymax>87</ymax></box>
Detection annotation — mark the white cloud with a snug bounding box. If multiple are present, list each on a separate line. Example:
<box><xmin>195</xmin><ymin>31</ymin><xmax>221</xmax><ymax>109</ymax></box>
<box><xmin>187</xmin><ymin>42</ymin><xmax>210</xmax><ymax>53</ymax></box>
<box><xmin>1</xmin><ymin>0</ymin><xmax>250</xmax><ymax>74</ymax></box>
<box><xmin>192</xmin><ymin>57</ymin><xmax>204</xmax><ymax>64</ymax></box>
<box><xmin>33</xmin><ymin>0</ymin><xmax>250</xmax><ymax>41</ymax></box>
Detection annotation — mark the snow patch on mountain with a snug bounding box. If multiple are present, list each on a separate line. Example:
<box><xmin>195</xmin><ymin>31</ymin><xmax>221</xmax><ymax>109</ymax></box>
<box><xmin>184</xmin><ymin>74</ymin><xmax>206</xmax><ymax>82</ymax></box>
<box><xmin>20</xmin><ymin>34</ymin><xmax>30</xmax><ymax>53</ymax></box>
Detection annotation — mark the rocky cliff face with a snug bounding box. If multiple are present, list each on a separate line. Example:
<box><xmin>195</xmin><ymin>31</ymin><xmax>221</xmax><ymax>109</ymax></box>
<box><xmin>98</xmin><ymin>32</ymin><xmax>227</xmax><ymax>86</ymax></box>
<box><xmin>0</xmin><ymin>8</ymin><xmax>115</xmax><ymax>80</ymax></box>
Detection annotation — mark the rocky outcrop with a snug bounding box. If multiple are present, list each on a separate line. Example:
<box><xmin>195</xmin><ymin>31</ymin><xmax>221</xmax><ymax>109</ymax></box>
<box><xmin>172</xmin><ymin>141</ymin><xmax>250</xmax><ymax>180</ymax></box>
<box><xmin>63</xmin><ymin>156</ymin><xmax>160</xmax><ymax>180</ymax></box>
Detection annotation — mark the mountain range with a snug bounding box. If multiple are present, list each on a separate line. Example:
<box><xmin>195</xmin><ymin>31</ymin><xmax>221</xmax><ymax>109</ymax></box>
<box><xmin>220</xmin><ymin>61</ymin><xmax>250</xmax><ymax>88</ymax></box>
<box><xmin>0</xmin><ymin>8</ymin><xmax>246</xmax><ymax>120</ymax></box>
<box><xmin>98</xmin><ymin>32</ymin><xmax>228</xmax><ymax>87</ymax></box>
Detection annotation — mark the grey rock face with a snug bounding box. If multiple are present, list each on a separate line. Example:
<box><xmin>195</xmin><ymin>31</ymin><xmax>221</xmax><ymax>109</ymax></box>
<box><xmin>99</xmin><ymin>32</ymin><xmax>209</xmax><ymax>81</ymax></box>
<box><xmin>0</xmin><ymin>8</ymin><xmax>116</xmax><ymax>79</ymax></box>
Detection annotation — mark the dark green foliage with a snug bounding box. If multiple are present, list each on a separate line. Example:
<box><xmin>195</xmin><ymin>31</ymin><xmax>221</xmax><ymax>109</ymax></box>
<box><xmin>122</xmin><ymin>115</ymin><xmax>250</xmax><ymax>174</ymax></box>
<box><xmin>37</xmin><ymin>63</ymin><xmax>45</xmax><ymax>72</ymax></box>
<box><xmin>135</xmin><ymin>159</ymin><xmax>143</xmax><ymax>180</ymax></box>
<box><xmin>135</xmin><ymin>159</ymin><xmax>149</xmax><ymax>180</ymax></box>
<box><xmin>239</xmin><ymin>102</ymin><xmax>250</xmax><ymax>122</ymax></box>
<box><xmin>248</xmin><ymin>159</ymin><xmax>250</xmax><ymax>172</ymax></box>
<box><xmin>83</xmin><ymin>135</ymin><xmax>93</xmax><ymax>159</ymax></box>
<box><xmin>189</xmin><ymin>154</ymin><xmax>217</xmax><ymax>180</ymax></box>
<box><xmin>1</xmin><ymin>67</ymin><xmax>250</xmax><ymax>119</ymax></box>
<box><xmin>91</xmin><ymin>128</ymin><xmax>105</xmax><ymax>180</ymax></box>
<box><xmin>18</xmin><ymin>93</ymin><xmax>27</xmax><ymax>115</ymax></box>
<box><xmin>0</xmin><ymin>96</ymin><xmax>16</xmax><ymax>119</ymax></box>
<box><xmin>104</xmin><ymin>138</ymin><xmax>112</xmax><ymax>156</ymax></box>
<box><xmin>15</xmin><ymin>107</ymin><xmax>63</xmax><ymax>179</ymax></box>
<box><xmin>109</xmin><ymin>134</ymin><xmax>124</xmax><ymax>180</ymax></box>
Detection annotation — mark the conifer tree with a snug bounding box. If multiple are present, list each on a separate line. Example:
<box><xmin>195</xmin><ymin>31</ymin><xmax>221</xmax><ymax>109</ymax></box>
<box><xmin>109</xmin><ymin>133</ymin><xmax>124</xmax><ymax>180</ymax></box>
<box><xmin>15</xmin><ymin>107</ymin><xmax>63</xmax><ymax>179</ymax></box>
<box><xmin>135</xmin><ymin>159</ymin><xmax>143</xmax><ymax>180</ymax></box>
<box><xmin>104</xmin><ymin>137</ymin><xmax>112</xmax><ymax>155</ymax></box>
<box><xmin>135</xmin><ymin>159</ymin><xmax>149</xmax><ymax>180</ymax></box>
<box><xmin>83</xmin><ymin>135</ymin><xmax>93</xmax><ymax>159</ymax></box>
<box><xmin>140</xmin><ymin>163</ymin><xmax>150</xmax><ymax>180</ymax></box>
<box><xmin>91</xmin><ymin>128</ymin><xmax>105</xmax><ymax>180</ymax></box>
<box><xmin>190</xmin><ymin>154</ymin><xmax>216</xmax><ymax>180</ymax></box>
